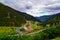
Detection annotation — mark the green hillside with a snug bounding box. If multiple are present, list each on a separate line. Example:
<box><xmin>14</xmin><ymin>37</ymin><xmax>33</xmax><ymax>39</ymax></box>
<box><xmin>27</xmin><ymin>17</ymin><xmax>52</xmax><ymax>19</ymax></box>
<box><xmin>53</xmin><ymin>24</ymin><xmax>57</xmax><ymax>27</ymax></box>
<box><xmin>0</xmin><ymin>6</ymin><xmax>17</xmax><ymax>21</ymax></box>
<box><xmin>0</xmin><ymin>3</ymin><xmax>60</xmax><ymax>27</ymax></box>
<box><xmin>44</xmin><ymin>13</ymin><xmax>60</xmax><ymax>27</ymax></box>
<box><xmin>0</xmin><ymin>3</ymin><xmax>26</xmax><ymax>26</ymax></box>
<box><xmin>0</xmin><ymin>3</ymin><xmax>41</xmax><ymax>26</ymax></box>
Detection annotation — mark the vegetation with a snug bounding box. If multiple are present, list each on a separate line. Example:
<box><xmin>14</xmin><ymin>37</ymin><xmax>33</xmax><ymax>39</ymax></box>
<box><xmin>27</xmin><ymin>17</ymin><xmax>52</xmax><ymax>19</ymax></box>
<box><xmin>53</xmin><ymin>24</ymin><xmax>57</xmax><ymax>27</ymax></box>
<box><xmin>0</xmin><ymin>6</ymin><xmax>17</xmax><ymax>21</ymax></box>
<box><xmin>0</xmin><ymin>3</ymin><xmax>40</xmax><ymax>26</ymax></box>
<box><xmin>52</xmin><ymin>37</ymin><xmax>60</xmax><ymax>40</ymax></box>
<box><xmin>0</xmin><ymin>25</ymin><xmax>60</xmax><ymax>40</ymax></box>
<box><xmin>0</xmin><ymin>3</ymin><xmax>60</xmax><ymax>40</ymax></box>
<box><xmin>43</xmin><ymin>13</ymin><xmax>60</xmax><ymax>27</ymax></box>
<box><xmin>0</xmin><ymin>3</ymin><xmax>27</xmax><ymax>26</ymax></box>
<box><xmin>0</xmin><ymin>27</ymin><xmax>17</xmax><ymax>33</ymax></box>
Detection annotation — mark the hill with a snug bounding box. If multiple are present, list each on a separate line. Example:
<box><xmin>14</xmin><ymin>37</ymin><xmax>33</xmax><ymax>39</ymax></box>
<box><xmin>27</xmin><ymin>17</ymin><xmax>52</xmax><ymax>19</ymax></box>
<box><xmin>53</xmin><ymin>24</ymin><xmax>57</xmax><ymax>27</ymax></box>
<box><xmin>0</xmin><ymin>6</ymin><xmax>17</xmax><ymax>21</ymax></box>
<box><xmin>42</xmin><ymin>13</ymin><xmax>60</xmax><ymax>27</ymax></box>
<box><xmin>0</xmin><ymin>3</ymin><xmax>40</xmax><ymax>26</ymax></box>
<box><xmin>36</xmin><ymin>15</ymin><xmax>53</xmax><ymax>22</ymax></box>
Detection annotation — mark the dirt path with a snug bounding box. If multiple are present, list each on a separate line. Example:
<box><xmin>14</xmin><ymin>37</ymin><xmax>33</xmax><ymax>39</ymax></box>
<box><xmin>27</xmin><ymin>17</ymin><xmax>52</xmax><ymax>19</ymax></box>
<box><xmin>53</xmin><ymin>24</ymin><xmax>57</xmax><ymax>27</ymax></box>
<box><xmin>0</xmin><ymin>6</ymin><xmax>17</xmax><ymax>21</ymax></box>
<box><xmin>26</xmin><ymin>29</ymin><xmax>46</xmax><ymax>35</ymax></box>
<box><xmin>8</xmin><ymin>28</ymin><xmax>47</xmax><ymax>37</ymax></box>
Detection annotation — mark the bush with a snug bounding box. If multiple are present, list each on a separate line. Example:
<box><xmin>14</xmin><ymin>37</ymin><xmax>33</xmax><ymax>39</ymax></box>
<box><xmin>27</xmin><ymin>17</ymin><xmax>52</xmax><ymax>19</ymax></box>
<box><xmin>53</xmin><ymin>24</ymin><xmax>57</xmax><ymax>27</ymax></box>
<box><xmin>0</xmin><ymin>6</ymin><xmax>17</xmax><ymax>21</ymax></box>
<box><xmin>33</xmin><ymin>25</ymin><xmax>60</xmax><ymax>40</ymax></box>
<box><xmin>0</xmin><ymin>25</ymin><xmax>60</xmax><ymax>40</ymax></box>
<box><xmin>19</xmin><ymin>35</ymin><xmax>33</xmax><ymax>40</ymax></box>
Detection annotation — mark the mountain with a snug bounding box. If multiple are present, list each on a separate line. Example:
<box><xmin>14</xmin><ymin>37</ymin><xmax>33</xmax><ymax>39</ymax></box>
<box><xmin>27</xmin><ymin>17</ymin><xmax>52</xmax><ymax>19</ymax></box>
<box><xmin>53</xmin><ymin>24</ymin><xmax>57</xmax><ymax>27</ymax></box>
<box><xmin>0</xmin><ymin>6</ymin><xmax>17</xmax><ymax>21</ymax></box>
<box><xmin>45</xmin><ymin>13</ymin><xmax>60</xmax><ymax>24</ymax></box>
<box><xmin>36</xmin><ymin>15</ymin><xmax>52</xmax><ymax>22</ymax></box>
<box><xmin>35</xmin><ymin>13</ymin><xmax>60</xmax><ymax>27</ymax></box>
<box><xmin>0</xmin><ymin>3</ymin><xmax>40</xmax><ymax>26</ymax></box>
<box><xmin>44</xmin><ymin>13</ymin><xmax>60</xmax><ymax>27</ymax></box>
<box><xmin>36</xmin><ymin>13</ymin><xmax>60</xmax><ymax>22</ymax></box>
<box><xmin>0</xmin><ymin>3</ymin><xmax>26</xmax><ymax>26</ymax></box>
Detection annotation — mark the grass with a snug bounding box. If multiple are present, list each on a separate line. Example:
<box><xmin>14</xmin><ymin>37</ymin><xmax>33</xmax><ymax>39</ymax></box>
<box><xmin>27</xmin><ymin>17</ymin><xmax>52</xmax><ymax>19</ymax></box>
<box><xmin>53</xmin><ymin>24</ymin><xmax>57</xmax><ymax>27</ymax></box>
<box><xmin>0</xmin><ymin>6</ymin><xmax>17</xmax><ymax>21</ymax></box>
<box><xmin>0</xmin><ymin>21</ymin><xmax>43</xmax><ymax>35</ymax></box>
<box><xmin>0</xmin><ymin>25</ymin><xmax>43</xmax><ymax>40</ymax></box>
<box><xmin>0</xmin><ymin>26</ymin><xmax>18</xmax><ymax>34</ymax></box>
<box><xmin>27</xmin><ymin>21</ymin><xmax>43</xmax><ymax>30</ymax></box>
<box><xmin>0</xmin><ymin>24</ymin><xmax>43</xmax><ymax>35</ymax></box>
<box><xmin>0</xmin><ymin>24</ymin><xmax>60</xmax><ymax>40</ymax></box>
<box><xmin>52</xmin><ymin>37</ymin><xmax>60</xmax><ymax>40</ymax></box>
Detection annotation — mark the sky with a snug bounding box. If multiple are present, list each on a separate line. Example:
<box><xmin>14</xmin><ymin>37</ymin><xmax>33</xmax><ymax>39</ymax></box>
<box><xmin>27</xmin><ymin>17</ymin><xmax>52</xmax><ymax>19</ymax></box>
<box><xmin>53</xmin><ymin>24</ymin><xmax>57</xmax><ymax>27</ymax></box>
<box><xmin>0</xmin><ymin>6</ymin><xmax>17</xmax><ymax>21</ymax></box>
<box><xmin>0</xmin><ymin>0</ymin><xmax>60</xmax><ymax>17</ymax></box>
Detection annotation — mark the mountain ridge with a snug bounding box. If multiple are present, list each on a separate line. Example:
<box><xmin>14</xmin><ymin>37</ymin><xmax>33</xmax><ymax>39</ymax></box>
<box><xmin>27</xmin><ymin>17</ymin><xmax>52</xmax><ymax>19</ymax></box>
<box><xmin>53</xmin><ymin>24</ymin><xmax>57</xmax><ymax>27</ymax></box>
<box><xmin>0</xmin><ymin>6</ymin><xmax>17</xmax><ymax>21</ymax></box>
<box><xmin>36</xmin><ymin>13</ymin><xmax>60</xmax><ymax>22</ymax></box>
<box><xmin>0</xmin><ymin>3</ymin><xmax>41</xmax><ymax>26</ymax></box>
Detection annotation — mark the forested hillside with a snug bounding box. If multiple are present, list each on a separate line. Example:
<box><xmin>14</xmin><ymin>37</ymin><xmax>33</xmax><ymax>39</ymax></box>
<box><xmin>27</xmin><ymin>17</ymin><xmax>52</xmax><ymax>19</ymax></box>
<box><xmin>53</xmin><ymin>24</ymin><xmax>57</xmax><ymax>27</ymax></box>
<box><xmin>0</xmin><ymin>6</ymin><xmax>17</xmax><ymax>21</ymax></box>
<box><xmin>0</xmin><ymin>3</ymin><xmax>26</xmax><ymax>26</ymax></box>
<box><xmin>42</xmin><ymin>13</ymin><xmax>60</xmax><ymax>27</ymax></box>
<box><xmin>0</xmin><ymin>3</ymin><xmax>40</xmax><ymax>26</ymax></box>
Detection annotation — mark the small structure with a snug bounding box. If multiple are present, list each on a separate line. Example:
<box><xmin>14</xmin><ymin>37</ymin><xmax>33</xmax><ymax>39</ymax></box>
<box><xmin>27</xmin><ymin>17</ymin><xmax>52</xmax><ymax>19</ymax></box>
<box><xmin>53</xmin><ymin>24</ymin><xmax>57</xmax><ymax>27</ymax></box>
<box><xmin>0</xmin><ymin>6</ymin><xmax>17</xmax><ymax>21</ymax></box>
<box><xmin>24</xmin><ymin>23</ymin><xmax>33</xmax><ymax>31</ymax></box>
<box><xmin>16</xmin><ymin>23</ymin><xmax>33</xmax><ymax>35</ymax></box>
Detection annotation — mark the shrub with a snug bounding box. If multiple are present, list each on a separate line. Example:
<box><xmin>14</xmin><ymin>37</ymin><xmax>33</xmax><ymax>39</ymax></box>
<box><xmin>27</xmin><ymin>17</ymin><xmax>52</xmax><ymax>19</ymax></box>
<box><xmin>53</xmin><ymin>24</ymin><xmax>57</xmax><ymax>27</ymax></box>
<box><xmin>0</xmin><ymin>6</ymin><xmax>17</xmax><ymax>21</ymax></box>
<box><xmin>0</xmin><ymin>25</ymin><xmax>60</xmax><ymax>40</ymax></box>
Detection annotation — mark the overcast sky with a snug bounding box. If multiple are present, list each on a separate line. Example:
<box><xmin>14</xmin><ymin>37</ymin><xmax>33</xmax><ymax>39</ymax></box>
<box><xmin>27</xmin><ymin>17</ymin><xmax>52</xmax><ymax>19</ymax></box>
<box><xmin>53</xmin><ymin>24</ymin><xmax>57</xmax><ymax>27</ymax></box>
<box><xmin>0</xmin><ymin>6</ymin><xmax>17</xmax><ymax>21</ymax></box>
<box><xmin>0</xmin><ymin>0</ymin><xmax>60</xmax><ymax>17</ymax></box>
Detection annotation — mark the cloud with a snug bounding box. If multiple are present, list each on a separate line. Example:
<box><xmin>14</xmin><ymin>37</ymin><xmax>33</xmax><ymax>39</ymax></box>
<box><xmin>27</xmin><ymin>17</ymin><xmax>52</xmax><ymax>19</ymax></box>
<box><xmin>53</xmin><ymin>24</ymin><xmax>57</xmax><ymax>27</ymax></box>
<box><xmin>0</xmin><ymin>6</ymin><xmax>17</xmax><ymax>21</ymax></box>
<box><xmin>44</xmin><ymin>2</ymin><xmax>60</xmax><ymax>14</ymax></box>
<box><xmin>0</xmin><ymin>0</ymin><xmax>60</xmax><ymax>17</ymax></box>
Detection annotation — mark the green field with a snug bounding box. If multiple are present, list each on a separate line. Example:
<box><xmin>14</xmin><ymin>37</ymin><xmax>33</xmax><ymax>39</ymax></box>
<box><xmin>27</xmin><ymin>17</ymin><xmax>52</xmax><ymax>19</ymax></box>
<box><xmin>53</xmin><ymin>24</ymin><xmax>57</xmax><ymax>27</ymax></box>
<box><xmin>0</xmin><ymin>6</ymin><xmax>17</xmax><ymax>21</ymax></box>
<box><xmin>0</xmin><ymin>27</ymin><xmax>18</xmax><ymax>34</ymax></box>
